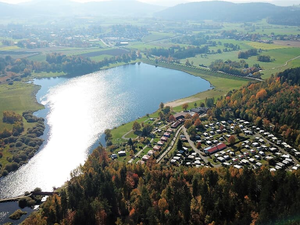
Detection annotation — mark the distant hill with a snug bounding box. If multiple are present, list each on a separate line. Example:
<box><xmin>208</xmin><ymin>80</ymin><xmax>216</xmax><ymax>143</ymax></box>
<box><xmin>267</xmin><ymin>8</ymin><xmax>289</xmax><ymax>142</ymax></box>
<box><xmin>155</xmin><ymin>1</ymin><xmax>300</xmax><ymax>25</ymax></box>
<box><xmin>0</xmin><ymin>0</ymin><xmax>164</xmax><ymax>19</ymax></box>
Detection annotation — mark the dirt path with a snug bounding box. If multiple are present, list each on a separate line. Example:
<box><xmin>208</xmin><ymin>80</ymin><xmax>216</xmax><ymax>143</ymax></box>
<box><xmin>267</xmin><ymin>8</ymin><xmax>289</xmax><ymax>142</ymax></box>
<box><xmin>272</xmin><ymin>55</ymin><xmax>300</xmax><ymax>70</ymax></box>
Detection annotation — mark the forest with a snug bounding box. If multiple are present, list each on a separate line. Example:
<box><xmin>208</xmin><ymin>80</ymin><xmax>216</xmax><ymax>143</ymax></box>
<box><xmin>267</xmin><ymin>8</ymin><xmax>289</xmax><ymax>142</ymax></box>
<box><xmin>213</xmin><ymin>67</ymin><xmax>300</xmax><ymax>148</ymax></box>
<box><xmin>0</xmin><ymin>111</ymin><xmax>44</xmax><ymax>176</ymax></box>
<box><xmin>23</xmin><ymin>147</ymin><xmax>300</xmax><ymax>225</ymax></box>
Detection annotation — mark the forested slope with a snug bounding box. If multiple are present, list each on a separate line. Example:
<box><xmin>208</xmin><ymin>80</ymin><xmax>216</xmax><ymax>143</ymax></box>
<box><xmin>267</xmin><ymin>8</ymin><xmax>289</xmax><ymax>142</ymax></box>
<box><xmin>24</xmin><ymin>147</ymin><xmax>300</xmax><ymax>225</ymax></box>
<box><xmin>214</xmin><ymin>67</ymin><xmax>300</xmax><ymax>147</ymax></box>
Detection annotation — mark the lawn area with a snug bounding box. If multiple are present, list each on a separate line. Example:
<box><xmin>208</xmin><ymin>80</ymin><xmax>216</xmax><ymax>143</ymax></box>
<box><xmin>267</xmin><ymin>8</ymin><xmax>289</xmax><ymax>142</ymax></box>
<box><xmin>246</xmin><ymin>41</ymin><xmax>289</xmax><ymax>50</ymax></box>
<box><xmin>0</xmin><ymin>82</ymin><xmax>43</xmax><ymax>131</ymax></box>
<box><xmin>142</xmin><ymin>31</ymin><xmax>174</xmax><ymax>42</ymax></box>
<box><xmin>90</xmin><ymin>54</ymin><xmax>113</xmax><ymax>61</ymax></box>
<box><xmin>57</xmin><ymin>47</ymin><xmax>106</xmax><ymax>56</ymax></box>
<box><xmin>129</xmin><ymin>42</ymin><xmax>166</xmax><ymax>50</ymax></box>
<box><xmin>0</xmin><ymin>46</ymin><xmax>20</xmax><ymax>51</ymax></box>
<box><xmin>28</xmin><ymin>54</ymin><xmax>47</xmax><ymax>62</ymax></box>
<box><xmin>111</xmin><ymin>116</ymin><xmax>153</xmax><ymax>141</ymax></box>
<box><xmin>31</xmin><ymin>71</ymin><xmax>66</xmax><ymax>78</ymax></box>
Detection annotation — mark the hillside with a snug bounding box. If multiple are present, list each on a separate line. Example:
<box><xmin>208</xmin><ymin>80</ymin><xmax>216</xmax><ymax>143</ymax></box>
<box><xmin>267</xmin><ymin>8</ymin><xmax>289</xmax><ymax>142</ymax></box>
<box><xmin>155</xmin><ymin>1</ymin><xmax>300</xmax><ymax>25</ymax></box>
<box><xmin>23</xmin><ymin>147</ymin><xmax>300</xmax><ymax>225</ymax></box>
<box><xmin>215</xmin><ymin>67</ymin><xmax>300</xmax><ymax>147</ymax></box>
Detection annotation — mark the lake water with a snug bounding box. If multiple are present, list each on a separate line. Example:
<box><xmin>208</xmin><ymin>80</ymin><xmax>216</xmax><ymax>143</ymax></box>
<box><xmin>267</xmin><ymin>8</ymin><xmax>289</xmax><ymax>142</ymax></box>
<box><xmin>0</xmin><ymin>63</ymin><xmax>211</xmax><ymax>198</ymax></box>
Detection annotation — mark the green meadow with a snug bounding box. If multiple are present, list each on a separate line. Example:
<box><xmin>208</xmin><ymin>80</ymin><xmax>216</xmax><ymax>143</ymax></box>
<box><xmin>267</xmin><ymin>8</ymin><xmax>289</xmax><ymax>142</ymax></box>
<box><xmin>0</xmin><ymin>82</ymin><xmax>43</xmax><ymax>131</ymax></box>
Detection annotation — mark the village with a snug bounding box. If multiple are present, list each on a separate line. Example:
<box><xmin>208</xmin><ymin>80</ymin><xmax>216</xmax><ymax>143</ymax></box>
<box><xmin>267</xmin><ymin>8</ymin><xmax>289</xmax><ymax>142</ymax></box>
<box><xmin>111</xmin><ymin>107</ymin><xmax>300</xmax><ymax>172</ymax></box>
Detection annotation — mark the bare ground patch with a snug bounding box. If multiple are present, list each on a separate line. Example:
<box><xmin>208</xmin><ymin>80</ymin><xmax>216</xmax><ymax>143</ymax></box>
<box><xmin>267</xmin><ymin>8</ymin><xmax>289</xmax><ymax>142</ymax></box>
<box><xmin>273</xmin><ymin>40</ymin><xmax>300</xmax><ymax>48</ymax></box>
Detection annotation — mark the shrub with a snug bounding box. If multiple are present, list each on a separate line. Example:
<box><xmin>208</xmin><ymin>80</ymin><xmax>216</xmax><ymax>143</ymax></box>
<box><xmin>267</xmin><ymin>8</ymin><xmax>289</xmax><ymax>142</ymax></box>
<box><xmin>2</xmin><ymin>170</ymin><xmax>8</xmax><ymax>177</ymax></box>
<box><xmin>9</xmin><ymin>209</ymin><xmax>27</xmax><ymax>220</ymax></box>
<box><xmin>4</xmin><ymin>162</ymin><xmax>19</xmax><ymax>172</ymax></box>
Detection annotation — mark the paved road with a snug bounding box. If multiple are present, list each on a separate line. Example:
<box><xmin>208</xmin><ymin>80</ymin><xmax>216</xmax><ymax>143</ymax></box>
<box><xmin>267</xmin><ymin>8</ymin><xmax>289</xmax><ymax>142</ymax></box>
<box><xmin>182</xmin><ymin>127</ymin><xmax>208</xmax><ymax>163</ymax></box>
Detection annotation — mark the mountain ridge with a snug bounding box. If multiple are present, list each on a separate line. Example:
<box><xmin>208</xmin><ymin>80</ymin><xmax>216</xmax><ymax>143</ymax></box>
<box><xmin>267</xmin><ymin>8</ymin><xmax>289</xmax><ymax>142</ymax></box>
<box><xmin>0</xmin><ymin>0</ymin><xmax>165</xmax><ymax>18</ymax></box>
<box><xmin>155</xmin><ymin>1</ymin><xmax>300</xmax><ymax>24</ymax></box>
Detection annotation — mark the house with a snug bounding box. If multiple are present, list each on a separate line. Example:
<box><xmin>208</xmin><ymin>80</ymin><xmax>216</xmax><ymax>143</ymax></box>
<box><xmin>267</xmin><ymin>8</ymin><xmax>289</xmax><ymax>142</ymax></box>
<box><xmin>190</xmin><ymin>107</ymin><xmax>208</xmax><ymax>114</ymax></box>
<box><xmin>203</xmin><ymin>143</ymin><xmax>227</xmax><ymax>154</ymax></box>
<box><xmin>148</xmin><ymin>150</ymin><xmax>154</xmax><ymax>156</ymax></box>
<box><xmin>174</xmin><ymin>112</ymin><xmax>186</xmax><ymax>120</ymax></box>
<box><xmin>160</xmin><ymin>136</ymin><xmax>168</xmax><ymax>142</ymax></box>
<box><xmin>153</xmin><ymin>145</ymin><xmax>161</xmax><ymax>151</ymax></box>
<box><xmin>157</xmin><ymin>141</ymin><xmax>164</xmax><ymax>146</ymax></box>
<box><xmin>171</xmin><ymin>121</ymin><xmax>181</xmax><ymax>128</ymax></box>
<box><xmin>217</xmin><ymin>157</ymin><xmax>225</xmax><ymax>162</ymax></box>
<box><xmin>167</xmin><ymin>128</ymin><xmax>173</xmax><ymax>133</ymax></box>
<box><xmin>163</xmin><ymin>132</ymin><xmax>171</xmax><ymax>138</ymax></box>
<box><xmin>142</xmin><ymin>155</ymin><xmax>150</xmax><ymax>161</ymax></box>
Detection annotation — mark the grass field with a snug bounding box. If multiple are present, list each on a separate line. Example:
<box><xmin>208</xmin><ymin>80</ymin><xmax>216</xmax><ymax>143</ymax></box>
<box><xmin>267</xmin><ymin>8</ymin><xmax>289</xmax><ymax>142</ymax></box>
<box><xmin>31</xmin><ymin>71</ymin><xmax>66</xmax><ymax>78</ymax></box>
<box><xmin>142</xmin><ymin>31</ymin><xmax>174</xmax><ymax>43</ymax></box>
<box><xmin>0</xmin><ymin>46</ymin><xmax>20</xmax><ymax>51</ymax></box>
<box><xmin>80</xmin><ymin>48</ymin><xmax>128</xmax><ymax>58</ymax></box>
<box><xmin>28</xmin><ymin>54</ymin><xmax>47</xmax><ymax>62</ymax></box>
<box><xmin>0</xmin><ymin>82</ymin><xmax>43</xmax><ymax>131</ymax></box>
<box><xmin>90</xmin><ymin>54</ymin><xmax>114</xmax><ymax>61</ymax></box>
<box><xmin>247</xmin><ymin>42</ymin><xmax>289</xmax><ymax>50</ymax></box>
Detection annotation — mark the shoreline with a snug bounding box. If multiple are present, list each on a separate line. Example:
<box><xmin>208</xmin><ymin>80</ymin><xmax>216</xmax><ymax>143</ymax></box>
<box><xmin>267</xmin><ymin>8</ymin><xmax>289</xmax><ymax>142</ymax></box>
<box><xmin>0</xmin><ymin>60</ymin><xmax>247</xmax><ymax>196</ymax></box>
<box><xmin>0</xmin><ymin>61</ymin><xmax>210</xmax><ymax>197</ymax></box>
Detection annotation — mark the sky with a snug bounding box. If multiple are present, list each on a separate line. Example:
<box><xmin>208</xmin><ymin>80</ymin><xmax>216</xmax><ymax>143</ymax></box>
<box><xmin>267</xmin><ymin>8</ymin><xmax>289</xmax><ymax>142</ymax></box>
<box><xmin>0</xmin><ymin>0</ymin><xmax>299</xmax><ymax>7</ymax></box>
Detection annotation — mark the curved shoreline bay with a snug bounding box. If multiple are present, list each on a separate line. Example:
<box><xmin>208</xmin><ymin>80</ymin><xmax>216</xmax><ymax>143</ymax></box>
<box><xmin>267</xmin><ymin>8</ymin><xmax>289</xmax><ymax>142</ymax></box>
<box><xmin>0</xmin><ymin>63</ymin><xmax>211</xmax><ymax>198</ymax></box>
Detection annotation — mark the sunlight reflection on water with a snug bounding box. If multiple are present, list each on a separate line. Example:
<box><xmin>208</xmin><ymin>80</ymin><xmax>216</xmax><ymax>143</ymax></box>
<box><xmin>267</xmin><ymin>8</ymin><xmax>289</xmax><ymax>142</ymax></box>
<box><xmin>0</xmin><ymin>63</ymin><xmax>211</xmax><ymax>198</ymax></box>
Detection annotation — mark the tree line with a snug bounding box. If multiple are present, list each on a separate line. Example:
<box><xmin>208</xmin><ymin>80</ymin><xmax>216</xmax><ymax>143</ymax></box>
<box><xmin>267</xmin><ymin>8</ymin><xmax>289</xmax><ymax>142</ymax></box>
<box><xmin>238</xmin><ymin>49</ymin><xmax>258</xmax><ymax>59</ymax></box>
<box><xmin>0</xmin><ymin>50</ymin><xmax>140</xmax><ymax>81</ymax></box>
<box><xmin>146</xmin><ymin>45</ymin><xmax>209</xmax><ymax>60</ymax></box>
<box><xmin>209</xmin><ymin>59</ymin><xmax>261</xmax><ymax>77</ymax></box>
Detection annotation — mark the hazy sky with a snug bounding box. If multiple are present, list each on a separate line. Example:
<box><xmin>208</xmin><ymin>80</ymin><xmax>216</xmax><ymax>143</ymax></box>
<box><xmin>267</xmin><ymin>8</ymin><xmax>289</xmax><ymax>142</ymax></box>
<box><xmin>0</xmin><ymin>0</ymin><xmax>299</xmax><ymax>7</ymax></box>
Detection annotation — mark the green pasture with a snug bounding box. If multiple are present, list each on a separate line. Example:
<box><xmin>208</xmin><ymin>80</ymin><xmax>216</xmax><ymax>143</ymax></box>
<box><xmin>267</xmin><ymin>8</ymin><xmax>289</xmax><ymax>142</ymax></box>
<box><xmin>0</xmin><ymin>82</ymin><xmax>43</xmax><ymax>131</ymax></box>
<box><xmin>90</xmin><ymin>54</ymin><xmax>113</xmax><ymax>62</ymax></box>
<box><xmin>57</xmin><ymin>47</ymin><xmax>106</xmax><ymax>56</ymax></box>
<box><xmin>142</xmin><ymin>31</ymin><xmax>175</xmax><ymax>42</ymax></box>
<box><xmin>31</xmin><ymin>71</ymin><xmax>66</xmax><ymax>78</ymax></box>
<box><xmin>247</xmin><ymin>42</ymin><xmax>289</xmax><ymax>50</ymax></box>
<box><xmin>28</xmin><ymin>54</ymin><xmax>47</xmax><ymax>62</ymax></box>
<box><xmin>0</xmin><ymin>46</ymin><xmax>20</xmax><ymax>51</ymax></box>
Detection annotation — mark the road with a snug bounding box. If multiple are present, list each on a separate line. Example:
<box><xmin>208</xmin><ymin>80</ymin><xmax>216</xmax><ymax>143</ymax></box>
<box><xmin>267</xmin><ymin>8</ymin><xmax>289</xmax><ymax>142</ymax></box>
<box><xmin>156</xmin><ymin>126</ymin><xmax>183</xmax><ymax>163</ymax></box>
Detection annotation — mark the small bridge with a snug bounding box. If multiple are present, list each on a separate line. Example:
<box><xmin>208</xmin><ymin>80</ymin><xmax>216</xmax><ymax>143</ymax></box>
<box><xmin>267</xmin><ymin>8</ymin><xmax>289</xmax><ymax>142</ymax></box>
<box><xmin>0</xmin><ymin>191</ymin><xmax>56</xmax><ymax>203</ymax></box>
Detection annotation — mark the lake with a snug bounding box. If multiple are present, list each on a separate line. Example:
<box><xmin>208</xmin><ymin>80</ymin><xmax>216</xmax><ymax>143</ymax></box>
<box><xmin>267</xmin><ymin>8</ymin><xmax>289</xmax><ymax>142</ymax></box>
<box><xmin>0</xmin><ymin>63</ymin><xmax>211</xmax><ymax>199</ymax></box>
